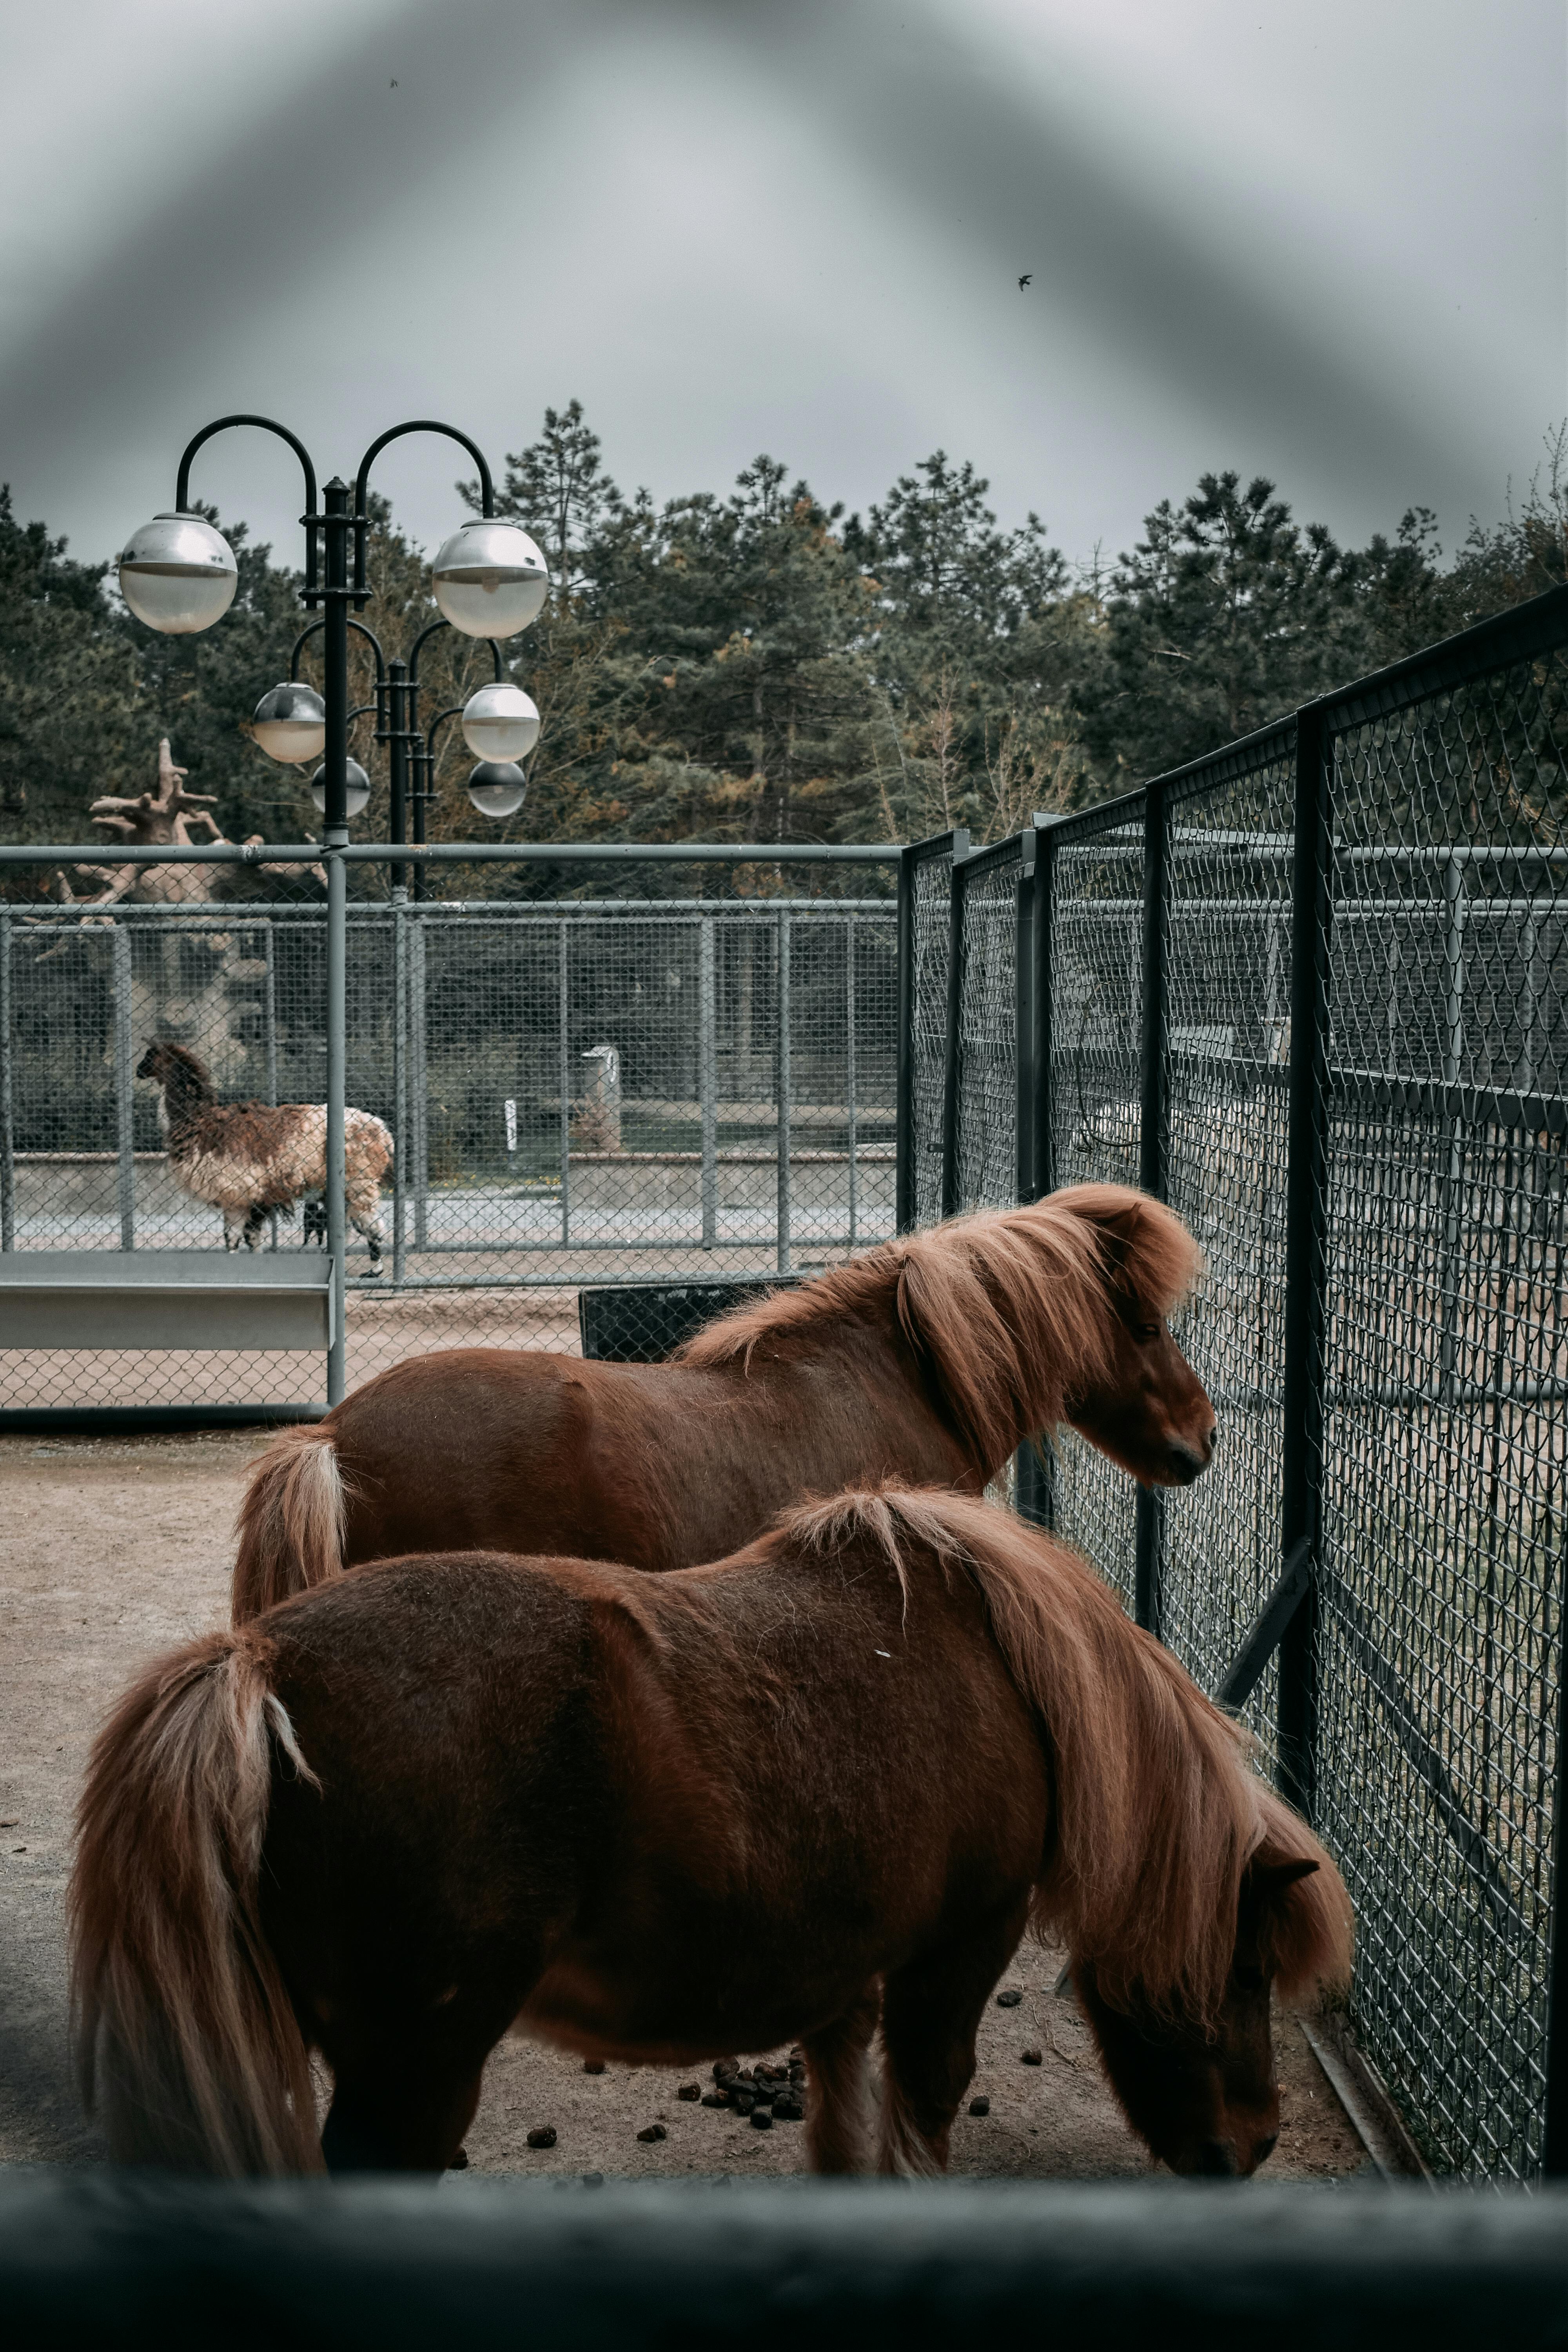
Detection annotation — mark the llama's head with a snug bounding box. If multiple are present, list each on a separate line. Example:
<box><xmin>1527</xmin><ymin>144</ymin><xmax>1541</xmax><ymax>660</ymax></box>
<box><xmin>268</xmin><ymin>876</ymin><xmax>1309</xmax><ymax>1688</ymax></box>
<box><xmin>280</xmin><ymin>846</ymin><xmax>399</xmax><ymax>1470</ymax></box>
<box><xmin>135</xmin><ymin>1040</ymin><xmax>212</xmax><ymax>1098</ymax></box>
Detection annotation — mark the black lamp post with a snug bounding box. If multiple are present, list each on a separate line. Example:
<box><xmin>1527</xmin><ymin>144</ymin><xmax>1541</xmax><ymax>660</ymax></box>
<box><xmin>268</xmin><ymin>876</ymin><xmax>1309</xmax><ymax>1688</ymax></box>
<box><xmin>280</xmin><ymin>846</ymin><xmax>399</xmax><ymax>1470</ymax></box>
<box><xmin>115</xmin><ymin>415</ymin><xmax>547</xmax><ymax>1401</ymax></box>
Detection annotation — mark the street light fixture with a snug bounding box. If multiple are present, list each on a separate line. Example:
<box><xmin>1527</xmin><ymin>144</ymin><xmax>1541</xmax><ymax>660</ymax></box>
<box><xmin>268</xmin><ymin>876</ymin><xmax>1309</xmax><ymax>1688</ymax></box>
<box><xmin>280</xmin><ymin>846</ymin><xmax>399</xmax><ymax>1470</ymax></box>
<box><xmin>430</xmin><ymin>518</ymin><xmax>548</xmax><ymax>639</ymax></box>
<box><xmin>115</xmin><ymin>411</ymin><xmax>543</xmax><ymax>1413</ymax></box>
<box><xmin>251</xmin><ymin>679</ymin><xmax>328</xmax><ymax>764</ymax></box>
<box><xmin>466</xmin><ymin>760</ymin><xmax>528</xmax><ymax>819</ymax></box>
<box><xmin>311</xmin><ymin>757</ymin><xmax>371</xmax><ymax>818</ymax></box>
<box><xmin>460</xmin><ymin>680</ymin><xmax>540</xmax><ymax>762</ymax></box>
<box><xmin>116</xmin><ymin>512</ymin><xmax>238</xmax><ymax>633</ymax></box>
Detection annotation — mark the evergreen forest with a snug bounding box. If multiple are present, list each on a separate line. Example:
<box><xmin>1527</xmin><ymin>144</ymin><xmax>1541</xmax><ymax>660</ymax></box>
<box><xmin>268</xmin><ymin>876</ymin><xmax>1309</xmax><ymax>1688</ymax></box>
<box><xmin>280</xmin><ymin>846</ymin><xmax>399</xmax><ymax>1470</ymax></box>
<box><xmin>3</xmin><ymin>405</ymin><xmax>1565</xmax><ymax>869</ymax></box>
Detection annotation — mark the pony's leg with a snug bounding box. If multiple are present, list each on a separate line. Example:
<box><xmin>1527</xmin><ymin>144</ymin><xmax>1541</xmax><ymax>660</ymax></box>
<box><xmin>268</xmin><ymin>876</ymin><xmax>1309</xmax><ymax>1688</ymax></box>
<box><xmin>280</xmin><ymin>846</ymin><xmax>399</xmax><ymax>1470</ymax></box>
<box><xmin>801</xmin><ymin>1984</ymin><xmax>881</xmax><ymax>2175</ymax></box>
<box><xmin>877</xmin><ymin>1899</ymin><xmax>1030</xmax><ymax>2177</ymax></box>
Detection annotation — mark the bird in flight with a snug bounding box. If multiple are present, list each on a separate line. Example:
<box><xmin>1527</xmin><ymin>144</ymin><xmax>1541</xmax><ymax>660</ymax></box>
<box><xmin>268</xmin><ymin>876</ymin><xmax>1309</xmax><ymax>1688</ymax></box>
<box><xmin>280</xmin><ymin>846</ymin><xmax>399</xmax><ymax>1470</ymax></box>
<box><xmin>390</xmin><ymin>77</ymin><xmax>399</xmax><ymax>87</ymax></box>
<box><xmin>1018</xmin><ymin>273</ymin><xmax>1032</xmax><ymax>289</ymax></box>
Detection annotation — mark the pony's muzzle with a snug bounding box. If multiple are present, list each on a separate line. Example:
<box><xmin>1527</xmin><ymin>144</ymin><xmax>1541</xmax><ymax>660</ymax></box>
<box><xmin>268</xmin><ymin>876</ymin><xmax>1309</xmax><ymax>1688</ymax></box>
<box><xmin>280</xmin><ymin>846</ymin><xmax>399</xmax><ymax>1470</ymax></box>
<box><xmin>1198</xmin><ymin>2136</ymin><xmax>1242</xmax><ymax>2176</ymax></box>
<box><xmin>1166</xmin><ymin>1423</ymin><xmax>1216</xmax><ymax>1484</ymax></box>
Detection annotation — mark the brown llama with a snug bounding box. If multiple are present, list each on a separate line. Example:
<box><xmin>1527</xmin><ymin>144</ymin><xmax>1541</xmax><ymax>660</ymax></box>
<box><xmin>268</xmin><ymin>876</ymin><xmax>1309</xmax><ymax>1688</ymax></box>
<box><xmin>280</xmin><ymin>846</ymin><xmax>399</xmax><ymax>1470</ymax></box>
<box><xmin>136</xmin><ymin>1041</ymin><xmax>392</xmax><ymax>1272</ymax></box>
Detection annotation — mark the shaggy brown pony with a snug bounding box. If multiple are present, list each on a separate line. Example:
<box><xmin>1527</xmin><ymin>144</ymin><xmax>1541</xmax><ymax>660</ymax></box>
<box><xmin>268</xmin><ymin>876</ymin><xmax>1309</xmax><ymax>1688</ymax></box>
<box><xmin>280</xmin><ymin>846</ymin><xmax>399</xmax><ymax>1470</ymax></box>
<box><xmin>231</xmin><ymin>1182</ymin><xmax>1216</xmax><ymax>1622</ymax></box>
<box><xmin>136</xmin><ymin>1040</ymin><xmax>392</xmax><ymax>1270</ymax></box>
<box><xmin>71</xmin><ymin>1487</ymin><xmax>1351</xmax><ymax>2181</ymax></box>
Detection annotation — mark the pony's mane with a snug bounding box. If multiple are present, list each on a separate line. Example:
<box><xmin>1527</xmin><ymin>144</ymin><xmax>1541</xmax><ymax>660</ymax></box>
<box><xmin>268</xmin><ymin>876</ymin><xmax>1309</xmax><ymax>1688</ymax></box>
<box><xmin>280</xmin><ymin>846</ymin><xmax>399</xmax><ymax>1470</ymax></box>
<box><xmin>678</xmin><ymin>1185</ymin><xmax>1203</xmax><ymax>1472</ymax></box>
<box><xmin>782</xmin><ymin>1485</ymin><xmax>1353</xmax><ymax>2027</ymax></box>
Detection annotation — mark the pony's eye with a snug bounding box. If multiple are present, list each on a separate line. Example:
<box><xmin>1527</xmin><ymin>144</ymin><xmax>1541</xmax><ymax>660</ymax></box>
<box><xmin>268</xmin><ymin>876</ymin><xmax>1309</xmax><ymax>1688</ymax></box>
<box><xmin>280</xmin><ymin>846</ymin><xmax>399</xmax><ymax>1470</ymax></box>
<box><xmin>1134</xmin><ymin>1323</ymin><xmax>1161</xmax><ymax>1343</ymax></box>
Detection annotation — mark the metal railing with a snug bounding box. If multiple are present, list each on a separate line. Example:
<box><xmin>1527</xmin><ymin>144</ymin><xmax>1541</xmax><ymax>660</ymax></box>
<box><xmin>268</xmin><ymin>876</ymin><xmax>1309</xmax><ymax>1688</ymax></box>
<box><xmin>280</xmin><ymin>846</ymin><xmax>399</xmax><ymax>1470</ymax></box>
<box><xmin>917</xmin><ymin>581</ymin><xmax>1568</xmax><ymax>2180</ymax></box>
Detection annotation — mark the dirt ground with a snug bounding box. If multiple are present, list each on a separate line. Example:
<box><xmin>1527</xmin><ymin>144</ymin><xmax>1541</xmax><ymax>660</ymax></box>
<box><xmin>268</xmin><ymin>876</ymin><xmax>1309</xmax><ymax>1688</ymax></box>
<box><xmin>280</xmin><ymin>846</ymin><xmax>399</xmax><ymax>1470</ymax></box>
<box><xmin>0</xmin><ymin>1432</ymin><xmax>1370</xmax><ymax>2182</ymax></box>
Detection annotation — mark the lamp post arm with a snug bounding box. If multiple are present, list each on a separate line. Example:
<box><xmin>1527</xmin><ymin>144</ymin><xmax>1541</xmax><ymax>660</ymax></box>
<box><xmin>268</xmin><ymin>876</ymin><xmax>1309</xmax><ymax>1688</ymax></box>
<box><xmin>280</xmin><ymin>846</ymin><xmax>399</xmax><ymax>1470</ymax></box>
<box><xmin>176</xmin><ymin>415</ymin><xmax>320</xmax><ymax>597</ymax></box>
<box><xmin>406</xmin><ymin>620</ymin><xmax>506</xmax><ymax>691</ymax></box>
<box><xmin>289</xmin><ymin>617</ymin><xmax>387</xmax><ymax>683</ymax></box>
<box><xmin>352</xmin><ymin>420</ymin><xmax>497</xmax><ymax>595</ymax></box>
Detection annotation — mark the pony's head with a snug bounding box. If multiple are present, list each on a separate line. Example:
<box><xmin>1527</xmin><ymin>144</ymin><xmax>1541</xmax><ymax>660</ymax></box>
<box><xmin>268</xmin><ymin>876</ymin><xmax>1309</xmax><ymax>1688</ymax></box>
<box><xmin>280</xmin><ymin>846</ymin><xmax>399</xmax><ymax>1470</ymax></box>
<box><xmin>1072</xmin><ymin>1846</ymin><xmax>1341</xmax><ymax>2176</ymax></box>
<box><xmin>1049</xmin><ymin>1187</ymin><xmax>1216</xmax><ymax>1488</ymax></box>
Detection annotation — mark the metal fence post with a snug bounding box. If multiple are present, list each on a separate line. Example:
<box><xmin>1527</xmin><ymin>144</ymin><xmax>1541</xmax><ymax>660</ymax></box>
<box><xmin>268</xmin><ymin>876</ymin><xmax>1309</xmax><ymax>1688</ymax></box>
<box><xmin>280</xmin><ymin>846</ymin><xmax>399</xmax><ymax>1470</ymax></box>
<box><xmin>941</xmin><ymin>848</ymin><xmax>969</xmax><ymax>1220</ymax></box>
<box><xmin>1013</xmin><ymin>830</ymin><xmax>1053</xmax><ymax>1528</ymax></box>
<box><xmin>0</xmin><ymin>910</ymin><xmax>13</xmax><ymax>1253</ymax></box>
<box><xmin>411</xmin><ymin>915</ymin><xmax>429</xmax><ymax>1254</ymax></box>
<box><xmin>895</xmin><ymin>844</ymin><xmax>916</xmax><ymax>1235</ymax></box>
<box><xmin>1134</xmin><ymin>779</ymin><xmax>1170</xmax><ymax>1635</ymax></box>
<box><xmin>392</xmin><ymin>895</ymin><xmax>408</xmax><ymax>1284</ymax></box>
<box><xmin>846</xmin><ymin>913</ymin><xmax>859</xmax><ymax>1248</ymax></box>
<box><xmin>112</xmin><ymin>922</ymin><xmax>136</xmax><ymax>1251</ymax></box>
<box><xmin>263</xmin><ymin>918</ymin><xmax>280</xmax><ymax>1252</ymax></box>
<box><xmin>1279</xmin><ymin>702</ymin><xmax>1332</xmax><ymax>1820</ymax></box>
<box><xmin>1544</xmin><ymin>1529</ymin><xmax>1568</xmax><ymax>2174</ymax></box>
<box><xmin>1438</xmin><ymin>848</ymin><xmax>1467</xmax><ymax>1395</ymax></box>
<box><xmin>325</xmin><ymin>847</ymin><xmax>347</xmax><ymax>1405</ymax></box>
<box><xmin>558</xmin><ymin>920</ymin><xmax>571</xmax><ymax>1248</ymax></box>
<box><xmin>700</xmin><ymin>917</ymin><xmax>717</xmax><ymax>1251</ymax></box>
<box><xmin>776</xmin><ymin>909</ymin><xmax>792</xmax><ymax>1275</ymax></box>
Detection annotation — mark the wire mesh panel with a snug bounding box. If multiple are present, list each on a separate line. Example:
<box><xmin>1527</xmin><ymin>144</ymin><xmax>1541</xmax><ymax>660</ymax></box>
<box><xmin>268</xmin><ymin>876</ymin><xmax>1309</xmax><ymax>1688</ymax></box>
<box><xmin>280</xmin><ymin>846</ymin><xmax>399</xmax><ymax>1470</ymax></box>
<box><xmin>953</xmin><ymin>838</ymin><xmax>1024</xmax><ymax>1215</ymax></box>
<box><xmin>909</xmin><ymin>837</ymin><xmax>961</xmax><ymax>1230</ymax></box>
<box><xmin>1044</xmin><ymin>798</ymin><xmax>1147</xmax><ymax>1610</ymax></box>
<box><xmin>0</xmin><ymin>867</ymin><xmax>897</xmax><ymax>1413</ymax></box>
<box><xmin>0</xmin><ymin>864</ymin><xmax>333</xmax><ymax>1413</ymax></box>
<box><xmin>1158</xmin><ymin>731</ymin><xmax>1296</xmax><ymax>1769</ymax></box>
<box><xmin>1314</xmin><ymin>624</ymin><xmax>1568</xmax><ymax>2178</ymax></box>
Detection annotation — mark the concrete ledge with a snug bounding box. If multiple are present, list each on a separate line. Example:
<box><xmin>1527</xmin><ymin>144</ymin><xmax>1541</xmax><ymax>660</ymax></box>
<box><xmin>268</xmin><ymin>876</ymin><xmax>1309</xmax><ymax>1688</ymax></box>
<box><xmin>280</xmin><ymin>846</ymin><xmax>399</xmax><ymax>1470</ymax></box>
<box><xmin>0</xmin><ymin>1251</ymin><xmax>334</xmax><ymax>1350</ymax></box>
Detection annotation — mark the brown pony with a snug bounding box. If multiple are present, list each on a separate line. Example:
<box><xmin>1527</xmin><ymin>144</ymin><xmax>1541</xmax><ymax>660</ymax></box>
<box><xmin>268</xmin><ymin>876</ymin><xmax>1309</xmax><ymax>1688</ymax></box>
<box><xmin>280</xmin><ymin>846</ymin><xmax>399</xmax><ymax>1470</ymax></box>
<box><xmin>73</xmin><ymin>1487</ymin><xmax>1350</xmax><ymax>2180</ymax></box>
<box><xmin>232</xmin><ymin>1183</ymin><xmax>1216</xmax><ymax>1623</ymax></box>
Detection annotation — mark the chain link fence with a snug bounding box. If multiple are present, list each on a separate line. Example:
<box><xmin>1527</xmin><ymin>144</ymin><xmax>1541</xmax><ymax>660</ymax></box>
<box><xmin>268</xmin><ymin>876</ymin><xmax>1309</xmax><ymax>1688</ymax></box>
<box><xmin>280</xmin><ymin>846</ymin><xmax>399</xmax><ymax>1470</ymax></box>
<box><xmin>0</xmin><ymin>853</ymin><xmax>897</xmax><ymax>1413</ymax></box>
<box><xmin>920</xmin><ymin>582</ymin><xmax>1568</xmax><ymax>2181</ymax></box>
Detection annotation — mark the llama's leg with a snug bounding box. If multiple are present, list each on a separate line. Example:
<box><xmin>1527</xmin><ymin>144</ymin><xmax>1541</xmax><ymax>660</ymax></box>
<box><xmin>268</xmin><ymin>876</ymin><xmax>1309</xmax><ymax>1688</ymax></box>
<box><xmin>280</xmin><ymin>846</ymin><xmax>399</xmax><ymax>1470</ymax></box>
<box><xmin>223</xmin><ymin>1216</ymin><xmax>243</xmax><ymax>1252</ymax></box>
<box><xmin>801</xmin><ymin>1983</ymin><xmax>882</xmax><ymax>2175</ymax></box>
<box><xmin>241</xmin><ymin>1206</ymin><xmax>267</xmax><ymax>1252</ymax></box>
<box><xmin>877</xmin><ymin>1898</ymin><xmax>1030</xmax><ymax>2177</ymax></box>
<box><xmin>346</xmin><ymin>1179</ymin><xmax>385</xmax><ymax>1276</ymax></box>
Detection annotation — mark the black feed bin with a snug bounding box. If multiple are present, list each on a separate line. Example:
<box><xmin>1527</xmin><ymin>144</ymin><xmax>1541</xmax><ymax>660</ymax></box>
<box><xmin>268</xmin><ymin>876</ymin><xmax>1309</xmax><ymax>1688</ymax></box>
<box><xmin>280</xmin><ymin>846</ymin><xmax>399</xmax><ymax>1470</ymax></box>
<box><xmin>578</xmin><ymin>1277</ymin><xmax>802</xmax><ymax>1366</ymax></box>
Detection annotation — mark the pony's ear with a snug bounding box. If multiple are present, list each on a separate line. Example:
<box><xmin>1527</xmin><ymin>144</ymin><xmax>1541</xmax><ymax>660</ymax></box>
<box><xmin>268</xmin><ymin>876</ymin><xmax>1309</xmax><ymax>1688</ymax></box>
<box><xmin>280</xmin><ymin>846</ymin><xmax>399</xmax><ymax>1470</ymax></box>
<box><xmin>1256</xmin><ymin>1857</ymin><xmax>1320</xmax><ymax>1895</ymax></box>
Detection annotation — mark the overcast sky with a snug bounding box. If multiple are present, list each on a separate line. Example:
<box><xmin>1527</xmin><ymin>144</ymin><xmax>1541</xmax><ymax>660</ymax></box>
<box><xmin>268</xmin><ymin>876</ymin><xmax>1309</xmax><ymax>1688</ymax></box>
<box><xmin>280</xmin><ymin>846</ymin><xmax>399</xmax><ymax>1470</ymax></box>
<box><xmin>1</xmin><ymin>0</ymin><xmax>1562</xmax><ymax>576</ymax></box>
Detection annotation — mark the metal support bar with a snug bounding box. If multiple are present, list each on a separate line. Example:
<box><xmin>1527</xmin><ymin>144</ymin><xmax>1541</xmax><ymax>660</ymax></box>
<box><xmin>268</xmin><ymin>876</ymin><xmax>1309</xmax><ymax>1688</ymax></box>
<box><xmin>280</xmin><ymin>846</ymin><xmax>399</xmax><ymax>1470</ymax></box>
<box><xmin>1544</xmin><ymin>1521</ymin><xmax>1568</xmax><ymax>2173</ymax></box>
<box><xmin>846</xmin><ymin>913</ymin><xmax>859</xmax><ymax>1248</ymax></box>
<box><xmin>776</xmin><ymin>911</ymin><xmax>792</xmax><ymax>1276</ymax></box>
<box><xmin>940</xmin><ymin>850</ymin><xmax>968</xmax><ymax>1220</ymax></box>
<box><xmin>111</xmin><ymin>924</ymin><xmax>136</xmax><ymax>1251</ymax></box>
<box><xmin>1214</xmin><ymin>1537</ymin><xmax>1313</xmax><ymax>1711</ymax></box>
<box><xmin>321</xmin><ymin>479</ymin><xmax>351</xmax><ymax>1407</ymax></box>
<box><xmin>263</xmin><ymin>918</ymin><xmax>280</xmax><ymax>1252</ymax></box>
<box><xmin>558</xmin><ymin>922</ymin><xmax>570</xmax><ymax>1248</ymax></box>
<box><xmin>0</xmin><ymin>911</ymin><xmax>14</xmax><ymax>1252</ymax></box>
<box><xmin>1279</xmin><ymin>702</ymin><xmax>1332</xmax><ymax>1819</ymax></box>
<box><xmin>895</xmin><ymin>844</ymin><xmax>916</xmax><ymax>1234</ymax></box>
<box><xmin>392</xmin><ymin>894</ymin><xmax>408</xmax><ymax>1285</ymax></box>
<box><xmin>1134</xmin><ymin>780</ymin><xmax>1170</xmax><ymax>1635</ymax></box>
<box><xmin>410</xmin><ymin>918</ymin><xmax>429</xmax><ymax>1251</ymax></box>
<box><xmin>699</xmin><ymin>918</ymin><xmax>717</xmax><ymax>1251</ymax></box>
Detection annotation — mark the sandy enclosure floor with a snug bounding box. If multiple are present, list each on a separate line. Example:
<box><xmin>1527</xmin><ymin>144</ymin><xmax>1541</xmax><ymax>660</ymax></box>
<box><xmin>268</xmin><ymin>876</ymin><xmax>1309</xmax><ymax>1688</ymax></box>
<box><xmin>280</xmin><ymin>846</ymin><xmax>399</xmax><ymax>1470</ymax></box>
<box><xmin>0</xmin><ymin>1433</ymin><xmax>1369</xmax><ymax>2182</ymax></box>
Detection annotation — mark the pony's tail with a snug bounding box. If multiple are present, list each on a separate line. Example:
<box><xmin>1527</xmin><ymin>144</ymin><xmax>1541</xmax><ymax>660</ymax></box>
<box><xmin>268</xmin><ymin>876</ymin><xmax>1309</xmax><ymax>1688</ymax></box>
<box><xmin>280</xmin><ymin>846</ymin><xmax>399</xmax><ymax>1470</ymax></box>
<box><xmin>69</xmin><ymin>1630</ymin><xmax>323</xmax><ymax>2175</ymax></box>
<box><xmin>232</xmin><ymin>1425</ymin><xmax>349</xmax><ymax>1625</ymax></box>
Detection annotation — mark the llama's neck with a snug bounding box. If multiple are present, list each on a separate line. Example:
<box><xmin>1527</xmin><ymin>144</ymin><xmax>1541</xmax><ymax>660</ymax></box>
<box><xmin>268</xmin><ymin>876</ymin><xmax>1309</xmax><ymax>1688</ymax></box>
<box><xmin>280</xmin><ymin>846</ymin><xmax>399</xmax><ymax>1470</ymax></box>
<box><xmin>160</xmin><ymin>1067</ymin><xmax>211</xmax><ymax>1146</ymax></box>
